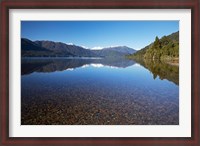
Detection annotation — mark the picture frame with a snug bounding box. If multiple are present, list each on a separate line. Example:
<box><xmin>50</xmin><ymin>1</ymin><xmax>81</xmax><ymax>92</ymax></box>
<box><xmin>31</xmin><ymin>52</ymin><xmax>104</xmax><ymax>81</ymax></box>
<box><xmin>0</xmin><ymin>0</ymin><xmax>199</xmax><ymax>145</ymax></box>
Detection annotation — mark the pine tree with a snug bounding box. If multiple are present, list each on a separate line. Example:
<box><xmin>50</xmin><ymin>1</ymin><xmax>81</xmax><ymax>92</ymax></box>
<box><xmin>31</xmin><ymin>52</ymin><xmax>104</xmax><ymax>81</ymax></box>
<box><xmin>153</xmin><ymin>36</ymin><xmax>161</xmax><ymax>49</ymax></box>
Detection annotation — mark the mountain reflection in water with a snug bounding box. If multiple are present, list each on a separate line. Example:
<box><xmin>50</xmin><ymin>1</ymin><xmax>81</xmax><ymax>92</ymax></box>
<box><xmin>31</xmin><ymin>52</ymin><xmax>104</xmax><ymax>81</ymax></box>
<box><xmin>21</xmin><ymin>57</ymin><xmax>179</xmax><ymax>125</ymax></box>
<box><xmin>21</xmin><ymin>57</ymin><xmax>178</xmax><ymax>85</ymax></box>
<box><xmin>21</xmin><ymin>57</ymin><xmax>136</xmax><ymax>75</ymax></box>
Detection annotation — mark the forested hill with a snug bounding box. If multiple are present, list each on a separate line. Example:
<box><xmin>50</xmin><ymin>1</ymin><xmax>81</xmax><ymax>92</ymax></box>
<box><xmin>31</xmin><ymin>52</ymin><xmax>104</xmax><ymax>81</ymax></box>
<box><xmin>128</xmin><ymin>31</ymin><xmax>179</xmax><ymax>61</ymax></box>
<box><xmin>21</xmin><ymin>38</ymin><xmax>136</xmax><ymax>58</ymax></box>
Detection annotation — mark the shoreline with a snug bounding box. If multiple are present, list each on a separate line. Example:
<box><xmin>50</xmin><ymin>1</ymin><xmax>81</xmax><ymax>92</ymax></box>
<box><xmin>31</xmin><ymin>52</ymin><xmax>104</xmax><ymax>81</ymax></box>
<box><xmin>21</xmin><ymin>56</ymin><xmax>103</xmax><ymax>60</ymax></box>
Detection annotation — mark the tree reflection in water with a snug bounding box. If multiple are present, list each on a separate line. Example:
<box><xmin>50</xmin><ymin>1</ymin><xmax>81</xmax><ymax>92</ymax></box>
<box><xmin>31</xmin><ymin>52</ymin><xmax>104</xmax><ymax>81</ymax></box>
<box><xmin>133</xmin><ymin>58</ymin><xmax>179</xmax><ymax>85</ymax></box>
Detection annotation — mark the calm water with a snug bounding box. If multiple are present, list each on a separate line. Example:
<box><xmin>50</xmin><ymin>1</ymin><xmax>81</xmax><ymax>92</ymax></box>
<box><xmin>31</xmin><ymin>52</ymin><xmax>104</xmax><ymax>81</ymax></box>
<box><xmin>21</xmin><ymin>58</ymin><xmax>179</xmax><ymax>125</ymax></box>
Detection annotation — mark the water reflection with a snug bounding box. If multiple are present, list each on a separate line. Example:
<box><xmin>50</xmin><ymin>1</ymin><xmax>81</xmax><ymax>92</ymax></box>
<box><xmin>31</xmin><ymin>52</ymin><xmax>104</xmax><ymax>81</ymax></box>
<box><xmin>21</xmin><ymin>57</ymin><xmax>179</xmax><ymax>125</ymax></box>
<box><xmin>22</xmin><ymin>57</ymin><xmax>179</xmax><ymax>86</ymax></box>
<box><xmin>21</xmin><ymin>57</ymin><xmax>136</xmax><ymax>75</ymax></box>
<box><xmin>132</xmin><ymin>58</ymin><xmax>179</xmax><ymax>85</ymax></box>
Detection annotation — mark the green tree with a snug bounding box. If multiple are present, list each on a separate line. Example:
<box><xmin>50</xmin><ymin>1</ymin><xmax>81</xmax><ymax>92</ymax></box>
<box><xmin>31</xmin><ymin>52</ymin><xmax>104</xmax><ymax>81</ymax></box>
<box><xmin>153</xmin><ymin>36</ymin><xmax>161</xmax><ymax>49</ymax></box>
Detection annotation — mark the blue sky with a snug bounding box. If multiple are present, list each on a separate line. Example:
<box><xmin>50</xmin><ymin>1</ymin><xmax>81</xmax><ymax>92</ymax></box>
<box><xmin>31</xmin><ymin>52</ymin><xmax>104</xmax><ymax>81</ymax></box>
<box><xmin>21</xmin><ymin>21</ymin><xmax>179</xmax><ymax>50</ymax></box>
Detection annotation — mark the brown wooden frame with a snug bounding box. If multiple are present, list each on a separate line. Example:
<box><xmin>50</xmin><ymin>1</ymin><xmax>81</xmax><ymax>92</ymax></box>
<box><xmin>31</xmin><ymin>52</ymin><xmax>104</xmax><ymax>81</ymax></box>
<box><xmin>0</xmin><ymin>0</ymin><xmax>199</xmax><ymax>145</ymax></box>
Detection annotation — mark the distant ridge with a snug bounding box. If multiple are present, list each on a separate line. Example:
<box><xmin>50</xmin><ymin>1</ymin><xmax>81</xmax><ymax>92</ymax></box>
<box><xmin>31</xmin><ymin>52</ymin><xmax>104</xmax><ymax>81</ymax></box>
<box><xmin>34</xmin><ymin>40</ymin><xmax>97</xmax><ymax>57</ymax></box>
<box><xmin>21</xmin><ymin>38</ymin><xmax>136</xmax><ymax>58</ymax></box>
<box><xmin>92</xmin><ymin>46</ymin><xmax>136</xmax><ymax>58</ymax></box>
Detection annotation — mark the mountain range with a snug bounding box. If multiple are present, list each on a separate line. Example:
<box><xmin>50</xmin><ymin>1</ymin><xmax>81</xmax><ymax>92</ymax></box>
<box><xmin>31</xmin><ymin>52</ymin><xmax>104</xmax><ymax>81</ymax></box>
<box><xmin>93</xmin><ymin>46</ymin><xmax>136</xmax><ymax>58</ymax></box>
<box><xmin>22</xmin><ymin>31</ymin><xmax>178</xmax><ymax>59</ymax></box>
<box><xmin>21</xmin><ymin>38</ymin><xmax>136</xmax><ymax>58</ymax></box>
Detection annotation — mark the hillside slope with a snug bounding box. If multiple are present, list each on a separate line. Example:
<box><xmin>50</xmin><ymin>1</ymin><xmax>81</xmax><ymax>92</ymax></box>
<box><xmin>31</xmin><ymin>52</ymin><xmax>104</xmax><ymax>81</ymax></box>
<box><xmin>22</xmin><ymin>38</ymin><xmax>136</xmax><ymax>58</ymax></box>
<box><xmin>35</xmin><ymin>40</ymin><xmax>97</xmax><ymax>57</ymax></box>
<box><xmin>128</xmin><ymin>31</ymin><xmax>179</xmax><ymax>61</ymax></box>
<box><xmin>21</xmin><ymin>38</ymin><xmax>55</xmax><ymax>57</ymax></box>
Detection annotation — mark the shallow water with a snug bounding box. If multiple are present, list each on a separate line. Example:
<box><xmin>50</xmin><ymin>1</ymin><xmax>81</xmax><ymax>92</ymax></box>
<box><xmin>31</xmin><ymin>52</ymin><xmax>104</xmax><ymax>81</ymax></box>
<box><xmin>21</xmin><ymin>58</ymin><xmax>179</xmax><ymax>125</ymax></box>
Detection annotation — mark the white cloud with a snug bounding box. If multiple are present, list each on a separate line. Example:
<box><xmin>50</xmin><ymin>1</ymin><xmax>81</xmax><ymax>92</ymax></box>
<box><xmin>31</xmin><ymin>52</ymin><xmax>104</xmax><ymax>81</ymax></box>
<box><xmin>65</xmin><ymin>42</ymin><xmax>74</xmax><ymax>45</ymax></box>
<box><xmin>80</xmin><ymin>46</ymin><xmax>89</xmax><ymax>49</ymax></box>
<box><xmin>134</xmin><ymin>63</ymin><xmax>142</xmax><ymax>67</ymax></box>
<box><xmin>81</xmin><ymin>63</ymin><xmax>120</xmax><ymax>69</ymax></box>
<box><xmin>65</xmin><ymin>68</ymin><xmax>74</xmax><ymax>71</ymax></box>
<box><xmin>90</xmin><ymin>64</ymin><xmax>104</xmax><ymax>68</ymax></box>
<box><xmin>90</xmin><ymin>45</ymin><xmax>124</xmax><ymax>50</ymax></box>
<box><xmin>81</xmin><ymin>64</ymin><xmax>90</xmax><ymax>68</ymax></box>
<box><xmin>104</xmin><ymin>45</ymin><xmax>121</xmax><ymax>48</ymax></box>
<box><xmin>91</xmin><ymin>46</ymin><xmax>103</xmax><ymax>50</ymax></box>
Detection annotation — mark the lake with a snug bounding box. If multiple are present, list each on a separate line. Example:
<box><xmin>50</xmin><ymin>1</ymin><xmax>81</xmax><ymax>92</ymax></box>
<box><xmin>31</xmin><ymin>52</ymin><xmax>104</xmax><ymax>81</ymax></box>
<box><xmin>21</xmin><ymin>57</ymin><xmax>179</xmax><ymax>125</ymax></box>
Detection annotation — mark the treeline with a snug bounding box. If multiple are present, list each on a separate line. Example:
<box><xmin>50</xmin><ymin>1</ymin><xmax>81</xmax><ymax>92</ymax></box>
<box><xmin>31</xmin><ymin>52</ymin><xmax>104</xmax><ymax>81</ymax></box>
<box><xmin>128</xmin><ymin>31</ymin><xmax>179</xmax><ymax>61</ymax></box>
